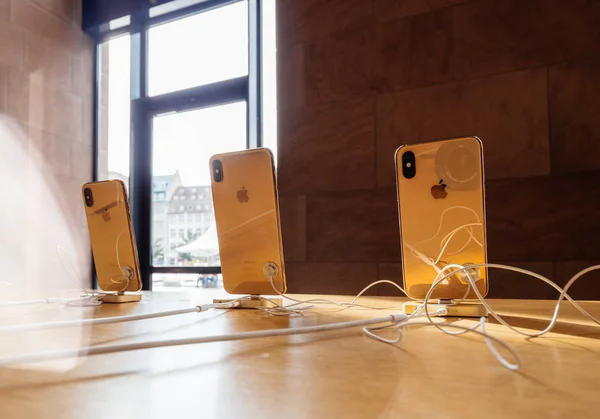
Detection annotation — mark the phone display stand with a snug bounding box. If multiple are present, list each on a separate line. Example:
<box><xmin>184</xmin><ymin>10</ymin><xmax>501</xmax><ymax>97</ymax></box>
<box><xmin>213</xmin><ymin>262</ymin><xmax>283</xmax><ymax>309</ymax></box>
<box><xmin>100</xmin><ymin>293</ymin><xmax>142</xmax><ymax>303</ymax></box>
<box><xmin>403</xmin><ymin>300</ymin><xmax>488</xmax><ymax>317</ymax></box>
<box><xmin>99</xmin><ymin>266</ymin><xmax>142</xmax><ymax>303</ymax></box>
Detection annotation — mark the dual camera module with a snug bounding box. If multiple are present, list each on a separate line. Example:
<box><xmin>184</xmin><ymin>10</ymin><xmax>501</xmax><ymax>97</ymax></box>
<box><xmin>212</xmin><ymin>160</ymin><xmax>224</xmax><ymax>183</ymax></box>
<box><xmin>401</xmin><ymin>151</ymin><xmax>416</xmax><ymax>179</ymax></box>
<box><xmin>84</xmin><ymin>188</ymin><xmax>94</xmax><ymax>207</ymax></box>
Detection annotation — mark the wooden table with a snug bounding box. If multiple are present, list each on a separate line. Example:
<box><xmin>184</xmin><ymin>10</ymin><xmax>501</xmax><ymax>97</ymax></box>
<box><xmin>1</xmin><ymin>292</ymin><xmax>600</xmax><ymax>419</ymax></box>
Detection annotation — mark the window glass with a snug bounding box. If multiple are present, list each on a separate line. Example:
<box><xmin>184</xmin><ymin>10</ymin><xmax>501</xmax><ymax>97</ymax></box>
<box><xmin>150</xmin><ymin>102</ymin><xmax>246</xmax><ymax>272</ymax></box>
<box><xmin>148</xmin><ymin>1</ymin><xmax>248</xmax><ymax>96</ymax></box>
<box><xmin>97</xmin><ymin>35</ymin><xmax>131</xmax><ymax>189</ymax></box>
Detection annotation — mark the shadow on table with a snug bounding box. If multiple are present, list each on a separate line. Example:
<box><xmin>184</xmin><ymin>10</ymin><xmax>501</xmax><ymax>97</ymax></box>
<box><xmin>488</xmin><ymin>315</ymin><xmax>600</xmax><ymax>340</ymax></box>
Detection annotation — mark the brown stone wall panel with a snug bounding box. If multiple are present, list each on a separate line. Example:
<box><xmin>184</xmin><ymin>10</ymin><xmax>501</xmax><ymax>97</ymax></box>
<box><xmin>277</xmin><ymin>0</ymin><xmax>373</xmax><ymax>47</ymax></box>
<box><xmin>285</xmin><ymin>262</ymin><xmax>379</xmax><ymax>295</ymax></box>
<box><xmin>278</xmin><ymin>98</ymin><xmax>376</xmax><ymax>195</ymax></box>
<box><xmin>32</xmin><ymin>0</ymin><xmax>73</xmax><ymax>22</ymax></box>
<box><xmin>378</xmin><ymin>263</ymin><xmax>405</xmax><ymax>296</ymax></box>
<box><xmin>71</xmin><ymin>34</ymin><xmax>94</xmax><ymax>97</ymax></box>
<box><xmin>486</xmin><ymin>174</ymin><xmax>600</xmax><ymax>262</ymax></box>
<box><xmin>44</xmin><ymin>84</ymin><xmax>82</xmax><ymax>141</ymax></box>
<box><xmin>555</xmin><ymin>261</ymin><xmax>600</xmax><ymax>301</ymax></box>
<box><xmin>7</xmin><ymin>67</ymin><xmax>45</xmax><ymax>127</ymax></box>
<box><xmin>486</xmin><ymin>261</ymin><xmax>556</xmax><ymax>299</ymax></box>
<box><xmin>373</xmin><ymin>7</ymin><xmax>459</xmax><ymax>92</ymax></box>
<box><xmin>0</xmin><ymin>0</ymin><xmax>9</xmax><ymax>22</ymax></box>
<box><xmin>71</xmin><ymin>0</ymin><xmax>82</xmax><ymax>26</ymax></box>
<box><xmin>305</xmin><ymin>24</ymin><xmax>377</xmax><ymax>104</ymax></box>
<box><xmin>28</xmin><ymin>125</ymin><xmax>71</xmax><ymax>177</ymax></box>
<box><xmin>549</xmin><ymin>56</ymin><xmax>600</xmax><ymax>174</ymax></box>
<box><xmin>376</xmin><ymin>69</ymin><xmax>550</xmax><ymax>187</ymax></box>
<box><xmin>70</xmin><ymin>139</ymin><xmax>92</xmax><ymax>180</ymax></box>
<box><xmin>307</xmin><ymin>188</ymin><xmax>400</xmax><ymax>263</ymax></box>
<box><xmin>277</xmin><ymin>43</ymin><xmax>306</xmax><ymax>115</ymax></box>
<box><xmin>11</xmin><ymin>0</ymin><xmax>81</xmax><ymax>51</ymax></box>
<box><xmin>7</xmin><ymin>66</ymin><xmax>82</xmax><ymax>149</ymax></box>
<box><xmin>374</xmin><ymin>0</ymin><xmax>471</xmax><ymax>22</ymax></box>
<box><xmin>454</xmin><ymin>0</ymin><xmax>600</xmax><ymax>78</ymax></box>
<box><xmin>82</xmin><ymin>95</ymin><xmax>93</xmax><ymax>147</ymax></box>
<box><xmin>24</xmin><ymin>32</ymin><xmax>72</xmax><ymax>89</ymax></box>
<box><xmin>0</xmin><ymin>21</ymin><xmax>25</xmax><ymax>68</ymax></box>
<box><xmin>0</xmin><ymin>63</ymin><xmax>6</xmax><ymax>112</ymax></box>
<box><xmin>279</xmin><ymin>195</ymin><xmax>307</xmax><ymax>263</ymax></box>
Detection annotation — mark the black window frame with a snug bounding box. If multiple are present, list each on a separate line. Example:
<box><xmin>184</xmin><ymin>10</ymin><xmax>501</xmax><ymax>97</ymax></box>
<box><xmin>90</xmin><ymin>0</ymin><xmax>264</xmax><ymax>290</ymax></box>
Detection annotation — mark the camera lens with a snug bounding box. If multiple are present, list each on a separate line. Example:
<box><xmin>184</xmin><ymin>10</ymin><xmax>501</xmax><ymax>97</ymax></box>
<box><xmin>401</xmin><ymin>151</ymin><xmax>416</xmax><ymax>179</ymax></box>
<box><xmin>212</xmin><ymin>160</ymin><xmax>223</xmax><ymax>183</ymax></box>
<box><xmin>84</xmin><ymin>188</ymin><xmax>94</xmax><ymax>207</ymax></box>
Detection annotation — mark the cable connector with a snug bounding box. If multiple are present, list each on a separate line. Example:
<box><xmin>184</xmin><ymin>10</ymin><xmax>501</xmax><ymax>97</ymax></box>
<box><xmin>198</xmin><ymin>301</ymin><xmax>241</xmax><ymax>312</ymax></box>
<box><xmin>212</xmin><ymin>297</ymin><xmax>283</xmax><ymax>309</ymax></box>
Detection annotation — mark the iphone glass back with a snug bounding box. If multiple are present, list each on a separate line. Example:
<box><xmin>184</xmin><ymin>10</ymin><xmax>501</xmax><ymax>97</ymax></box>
<box><xmin>82</xmin><ymin>180</ymin><xmax>142</xmax><ymax>292</ymax></box>
<box><xmin>210</xmin><ymin>148</ymin><xmax>286</xmax><ymax>295</ymax></box>
<box><xmin>395</xmin><ymin>136</ymin><xmax>488</xmax><ymax>300</ymax></box>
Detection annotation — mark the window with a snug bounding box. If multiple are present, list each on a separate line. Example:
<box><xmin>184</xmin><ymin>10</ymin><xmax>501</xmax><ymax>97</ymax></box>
<box><xmin>148</xmin><ymin>1</ymin><xmax>248</xmax><ymax>96</ymax></box>
<box><xmin>94</xmin><ymin>0</ymin><xmax>273</xmax><ymax>290</ymax></box>
<box><xmin>109</xmin><ymin>15</ymin><xmax>130</xmax><ymax>30</ymax></box>
<box><xmin>149</xmin><ymin>0</ymin><xmax>207</xmax><ymax>17</ymax></box>
<box><xmin>96</xmin><ymin>34</ymin><xmax>131</xmax><ymax>186</ymax></box>
<box><xmin>262</xmin><ymin>0</ymin><xmax>277</xmax><ymax>165</ymax></box>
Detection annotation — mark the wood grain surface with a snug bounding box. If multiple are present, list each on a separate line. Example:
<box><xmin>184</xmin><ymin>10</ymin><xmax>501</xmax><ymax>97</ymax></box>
<box><xmin>1</xmin><ymin>291</ymin><xmax>600</xmax><ymax>418</ymax></box>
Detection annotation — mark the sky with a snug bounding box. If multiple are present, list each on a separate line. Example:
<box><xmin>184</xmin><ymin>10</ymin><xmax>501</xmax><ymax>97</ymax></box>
<box><xmin>106</xmin><ymin>0</ymin><xmax>277</xmax><ymax>186</ymax></box>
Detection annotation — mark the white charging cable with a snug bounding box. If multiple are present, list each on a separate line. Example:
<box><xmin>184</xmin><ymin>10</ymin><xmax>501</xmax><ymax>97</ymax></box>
<box><xmin>0</xmin><ymin>264</ymin><xmax>598</xmax><ymax>369</ymax></box>
<box><xmin>1</xmin><ymin>206</ymin><xmax>598</xmax><ymax>371</ymax></box>
<box><xmin>0</xmin><ymin>298</ymin><xmax>70</xmax><ymax>308</ymax></box>
<box><xmin>0</xmin><ymin>300</ymin><xmax>242</xmax><ymax>334</ymax></box>
<box><xmin>0</xmin><ymin>313</ymin><xmax>411</xmax><ymax>366</ymax></box>
<box><xmin>363</xmin><ymin>211</ymin><xmax>600</xmax><ymax>370</ymax></box>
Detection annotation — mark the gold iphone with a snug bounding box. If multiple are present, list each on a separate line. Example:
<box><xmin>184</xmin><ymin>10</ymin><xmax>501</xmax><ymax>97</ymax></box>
<box><xmin>82</xmin><ymin>180</ymin><xmax>142</xmax><ymax>292</ymax></box>
<box><xmin>395</xmin><ymin>136</ymin><xmax>488</xmax><ymax>300</ymax></box>
<box><xmin>210</xmin><ymin>148</ymin><xmax>286</xmax><ymax>295</ymax></box>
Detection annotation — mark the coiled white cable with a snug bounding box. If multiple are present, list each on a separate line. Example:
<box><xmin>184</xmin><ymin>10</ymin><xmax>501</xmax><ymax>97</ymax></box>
<box><xmin>361</xmin><ymin>209</ymin><xmax>600</xmax><ymax>370</ymax></box>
